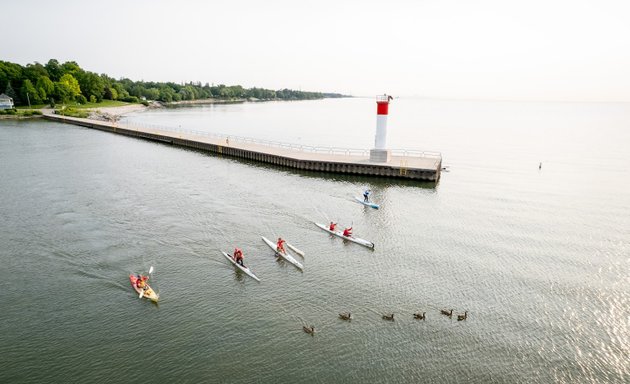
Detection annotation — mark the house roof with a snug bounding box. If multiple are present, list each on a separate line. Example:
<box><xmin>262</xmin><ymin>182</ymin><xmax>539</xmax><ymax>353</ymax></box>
<box><xmin>0</xmin><ymin>93</ymin><xmax>13</xmax><ymax>100</ymax></box>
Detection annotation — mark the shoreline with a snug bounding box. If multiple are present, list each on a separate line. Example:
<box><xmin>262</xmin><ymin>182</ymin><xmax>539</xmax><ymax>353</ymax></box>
<box><xmin>87</xmin><ymin>103</ymin><xmax>149</xmax><ymax>120</ymax></box>
<box><xmin>0</xmin><ymin>96</ymin><xmax>337</xmax><ymax>121</ymax></box>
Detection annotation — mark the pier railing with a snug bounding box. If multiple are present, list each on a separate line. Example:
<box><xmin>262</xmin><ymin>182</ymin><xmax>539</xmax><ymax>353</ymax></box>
<box><xmin>122</xmin><ymin>120</ymin><xmax>442</xmax><ymax>160</ymax></box>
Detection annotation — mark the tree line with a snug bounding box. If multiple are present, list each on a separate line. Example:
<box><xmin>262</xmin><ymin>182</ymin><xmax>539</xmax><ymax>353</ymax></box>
<box><xmin>0</xmin><ymin>59</ymin><xmax>345</xmax><ymax>107</ymax></box>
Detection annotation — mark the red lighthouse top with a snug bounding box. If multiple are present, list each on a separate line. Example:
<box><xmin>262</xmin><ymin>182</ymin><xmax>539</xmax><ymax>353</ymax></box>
<box><xmin>376</xmin><ymin>94</ymin><xmax>393</xmax><ymax>115</ymax></box>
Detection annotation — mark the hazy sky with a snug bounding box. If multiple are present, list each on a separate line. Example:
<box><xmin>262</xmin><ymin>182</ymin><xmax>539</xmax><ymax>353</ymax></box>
<box><xmin>2</xmin><ymin>0</ymin><xmax>629</xmax><ymax>101</ymax></box>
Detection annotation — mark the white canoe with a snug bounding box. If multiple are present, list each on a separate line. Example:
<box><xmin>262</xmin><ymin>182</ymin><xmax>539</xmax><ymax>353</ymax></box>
<box><xmin>354</xmin><ymin>196</ymin><xmax>379</xmax><ymax>209</ymax></box>
<box><xmin>315</xmin><ymin>223</ymin><xmax>375</xmax><ymax>249</ymax></box>
<box><xmin>222</xmin><ymin>251</ymin><xmax>261</xmax><ymax>282</ymax></box>
<box><xmin>261</xmin><ymin>236</ymin><xmax>304</xmax><ymax>270</ymax></box>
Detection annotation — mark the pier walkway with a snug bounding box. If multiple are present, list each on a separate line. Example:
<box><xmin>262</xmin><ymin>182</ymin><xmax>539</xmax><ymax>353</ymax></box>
<box><xmin>43</xmin><ymin>112</ymin><xmax>442</xmax><ymax>182</ymax></box>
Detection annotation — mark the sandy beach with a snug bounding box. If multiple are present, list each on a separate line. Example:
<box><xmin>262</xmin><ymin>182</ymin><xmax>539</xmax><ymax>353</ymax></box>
<box><xmin>85</xmin><ymin>102</ymin><xmax>157</xmax><ymax>122</ymax></box>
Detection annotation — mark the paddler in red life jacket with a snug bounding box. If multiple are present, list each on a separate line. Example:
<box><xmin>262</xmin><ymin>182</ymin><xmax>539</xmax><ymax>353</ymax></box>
<box><xmin>136</xmin><ymin>274</ymin><xmax>148</xmax><ymax>289</ymax></box>
<box><xmin>329</xmin><ymin>222</ymin><xmax>337</xmax><ymax>231</ymax></box>
<box><xmin>276</xmin><ymin>237</ymin><xmax>286</xmax><ymax>254</ymax></box>
<box><xmin>342</xmin><ymin>227</ymin><xmax>353</xmax><ymax>237</ymax></box>
<box><xmin>233</xmin><ymin>248</ymin><xmax>244</xmax><ymax>266</ymax></box>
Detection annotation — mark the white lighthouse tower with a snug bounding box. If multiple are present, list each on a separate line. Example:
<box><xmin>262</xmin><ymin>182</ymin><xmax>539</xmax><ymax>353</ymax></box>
<box><xmin>370</xmin><ymin>94</ymin><xmax>393</xmax><ymax>162</ymax></box>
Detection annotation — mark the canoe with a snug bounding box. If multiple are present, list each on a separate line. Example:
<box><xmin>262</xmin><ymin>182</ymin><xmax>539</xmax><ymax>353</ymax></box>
<box><xmin>222</xmin><ymin>251</ymin><xmax>261</xmax><ymax>282</ymax></box>
<box><xmin>129</xmin><ymin>274</ymin><xmax>159</xmax><ymax>302</ymax></box>
<box><xmin>354</xmin><ymin>196</ymin><xmax>379</xmax><ymax>209</ymax></box>
<box><xmin>314</xmin><ymin>222</ymin><xmax>375</xmax><ymax>249</ymax></box>
<box><xmin>261</xmin><ymin>236</ymin><xmax>304</xmax><ymax>270</ymax></box>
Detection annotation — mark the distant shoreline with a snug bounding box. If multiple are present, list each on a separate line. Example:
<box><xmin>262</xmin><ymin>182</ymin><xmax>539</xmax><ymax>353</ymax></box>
<box><xmin>0</xmin><ymin>96</ymin><xmax>352</xmax><ymax>121</ymax></box>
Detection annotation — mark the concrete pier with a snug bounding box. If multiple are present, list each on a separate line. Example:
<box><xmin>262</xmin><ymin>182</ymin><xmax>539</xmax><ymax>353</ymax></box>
<box><xmin>43</xmin><ymin>112</ymin><xmax>442</xmax><ymax>182</ymax></box>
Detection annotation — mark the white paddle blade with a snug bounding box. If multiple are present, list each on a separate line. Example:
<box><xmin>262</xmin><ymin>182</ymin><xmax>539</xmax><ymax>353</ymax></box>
<box><xmin>287</xmin><ymin>243</ymin><xmax>304</xmax><ymax>256</ymax></box>
<box><xmin>139</xmin><ymin>289</ymin><xmax>144</xmax><ymax>299</ymax></box>
<box><xmin>149</xmin><ymin>266</ymin><xmax>154</xmax><ymax>274</ymax></box>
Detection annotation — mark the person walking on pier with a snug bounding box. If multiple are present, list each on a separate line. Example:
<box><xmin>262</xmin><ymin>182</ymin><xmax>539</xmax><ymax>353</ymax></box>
<box><xmin>363</xmin><ymin>189</ymin><xmax>371</xmax><ymax>203</ymax></box>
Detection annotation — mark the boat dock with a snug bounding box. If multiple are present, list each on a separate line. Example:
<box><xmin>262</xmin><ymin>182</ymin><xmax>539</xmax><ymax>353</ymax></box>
<box><xmin>42</xmin><ymin>112</ymin><xmax>442</xmax><ymax>182</ymax></box>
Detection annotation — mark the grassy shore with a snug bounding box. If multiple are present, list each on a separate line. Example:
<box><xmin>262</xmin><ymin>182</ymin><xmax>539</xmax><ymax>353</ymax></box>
<box><xmin>0</xmin><ymin>109</ymin><xmax>43</xmax><ymax>118</ymax></box>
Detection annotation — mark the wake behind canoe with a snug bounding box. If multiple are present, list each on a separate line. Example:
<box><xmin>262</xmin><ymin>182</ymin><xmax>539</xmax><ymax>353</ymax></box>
<box><xmin>261</xmin><ymin>236</ymin><xmax>304</xmax><ymax>270</ymax></box>
<box><xmin>314</xmin><ymin>223</ymin><xmax>375</xmax><ymax>249</ymax></box>
<box><xmin>222</xmin><ymin>251</ymin><xmax>261</xmax><ymax>282</ymax></box>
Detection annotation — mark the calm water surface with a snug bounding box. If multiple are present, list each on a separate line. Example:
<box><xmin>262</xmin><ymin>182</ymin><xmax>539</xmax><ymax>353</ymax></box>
<box><xmin>0</xmin><ymin>99</ymin><xmax>628</xmax><ymax>383</ymax></box>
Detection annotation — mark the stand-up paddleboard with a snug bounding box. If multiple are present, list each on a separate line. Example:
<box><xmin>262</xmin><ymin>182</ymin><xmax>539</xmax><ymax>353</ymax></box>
<box><xmin>354</xmin><ymin>196</ymin><xmax>379</xmax><ymax>209</ymax></box>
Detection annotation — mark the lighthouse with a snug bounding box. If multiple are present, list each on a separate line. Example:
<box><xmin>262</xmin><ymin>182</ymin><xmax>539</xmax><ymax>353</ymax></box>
<box><xmin>370</xmin><ymin>94</ymin><xmax>393</xmax><ymax>162</ymax></box>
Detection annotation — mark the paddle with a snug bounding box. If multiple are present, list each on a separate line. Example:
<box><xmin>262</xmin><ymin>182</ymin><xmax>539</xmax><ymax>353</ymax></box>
<box><xmin>287</xmin><ymin>242</ymin><xmax>304</xmax><ymax>257</ymax></box>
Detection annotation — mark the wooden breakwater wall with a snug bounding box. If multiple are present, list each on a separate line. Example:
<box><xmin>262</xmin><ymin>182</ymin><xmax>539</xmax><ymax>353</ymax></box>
<box><xmin>43</xmin><ymin>114</ymin><xmax>441</xmax><ymax>182</ymax></box>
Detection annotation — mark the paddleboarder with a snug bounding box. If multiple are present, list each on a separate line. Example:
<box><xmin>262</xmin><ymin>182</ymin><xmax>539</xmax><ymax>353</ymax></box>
<box><xmin>363</xmin><ymin>189</ymin><xmax>371</xmax><ymax>202</ymax></box>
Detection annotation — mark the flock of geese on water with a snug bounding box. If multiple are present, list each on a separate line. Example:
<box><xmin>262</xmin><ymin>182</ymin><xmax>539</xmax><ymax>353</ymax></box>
<box><xmin>302</xmin><ymin>309</ymin><xmax>469</xmax><ymax>335</ymax></box>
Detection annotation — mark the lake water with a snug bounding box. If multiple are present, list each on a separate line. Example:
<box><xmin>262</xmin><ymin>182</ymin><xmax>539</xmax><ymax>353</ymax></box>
<box><xmin>0</xmin><ymin>98</ymin><xmax>628</xmax><ymax>383</ymax></box>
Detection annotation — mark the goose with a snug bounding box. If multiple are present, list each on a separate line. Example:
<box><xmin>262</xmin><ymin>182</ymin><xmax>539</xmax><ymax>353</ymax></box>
<box><xmin>440</xmin><ymin>309</ymin><xmax>453</xmax><ymax>317</ymax></box>
<box><xmin>413</xmin><ymin>312</ymin><xmax>426</xmax><ymax>320</ymax></box>
<box><xmin>457</xmin><ymin>311</ymin><xmax>468</xmax><ymax>321</ymax></box>
<box><xmin>382</xmin><ymin>313</ymin><xmax>395</xmax><ymax>321</ymax></box>
<box><xmin>303</xmin><ymin>325</ymin><xmax>315</xmax><ymax>335</ymax></box>
<box><xmin>339</xmin><ymin>312</ymin><xmax>352</xmax><ymax>321</ymax></box>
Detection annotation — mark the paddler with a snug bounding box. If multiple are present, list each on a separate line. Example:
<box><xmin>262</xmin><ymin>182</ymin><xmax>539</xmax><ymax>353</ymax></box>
<box><xmin>233</xmin><ymin>248</ymin><xmax>244</xmax><ymax>266</ymax></box>
<box><xmin>136</xmin><ymin>274</ymin><xmax>148</xmax><ymax>289</ymax></box>
<box><xmin>343</xmin><ymin>227</ymin><xmax>353</xmax><ymax>237</ymax></box>
<box><xmin>363</xmin><ymin>189</ymin><xmax>371</xmax><ymax>202</ymax></box>
<box><xmin>329</xmin><ymin>221</ymin><xmax>337</xmax><ymax>231</ymax></box>
<box><xmin>276</xmin><ymin>237</ymin><xmax>286</xmax><ymax>254</ymax></box>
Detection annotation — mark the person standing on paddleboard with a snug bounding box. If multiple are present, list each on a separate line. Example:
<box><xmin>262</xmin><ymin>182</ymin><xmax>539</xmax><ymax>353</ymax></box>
<box><xmin>363</xmin><ymin>189</ymin><xmax>371</xmax><ymax>202</ymax></box>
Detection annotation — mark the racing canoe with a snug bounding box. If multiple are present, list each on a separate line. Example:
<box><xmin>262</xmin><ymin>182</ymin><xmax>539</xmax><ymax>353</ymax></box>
<box><xmin>222</xmin><ymin>251</ymin><xmax>261</xmax><ymax>282</ymax></box>
<box><xmin>315</xmin><ymin>223</ymin><xmax>375</xmax><ymax>249</ymax></box>
<box><xmin>261</xmin><ymin>236</ymin><xmax>304</xmax><ymax>270</ymax></box>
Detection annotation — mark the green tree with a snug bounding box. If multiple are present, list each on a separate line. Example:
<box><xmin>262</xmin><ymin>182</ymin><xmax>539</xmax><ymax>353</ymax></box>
<box><xmin>60</xmin><ymin>61</ymin><xmax>81</xmax><ymax>77</ymax></box>
<box><xmin>76</xmin><ymin>71</ymin><xmax>104</xmax><ymax>102</ymax></box>
<box><xmin>44</xmin><ymin>59</ymin><xmax>62</xmax><ymax>81</ymax></box>
<box><xmin>5</xmin><ymin>82</ymin><xmax>19</xmax><ymax>104</ymax></box>
<box><xmin>58</xmin><ymin>73</ymin><xmax>81</xmax><ymax>100</ymax></box>
<box><xmin>36</xmin><ymin>76</ymin><xmax>54</xmax><ymax>100</ymax></box>
<box><xmin>23</xmin><ymin>62</ymin><xmax>49</xmax><ymax>83</ymax></box>
<box><xmin>143</xmin><ymin>87</ymin><xmax>159</xmax><ymax>100</ymax></box>
<box><xmin>20</xmin><ymin>79</ymin><xmax>42</xmax><ymax>105</ymax></box>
